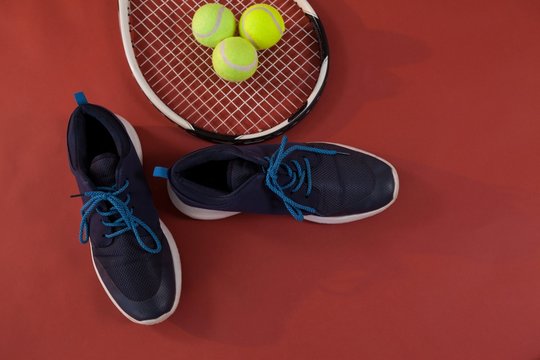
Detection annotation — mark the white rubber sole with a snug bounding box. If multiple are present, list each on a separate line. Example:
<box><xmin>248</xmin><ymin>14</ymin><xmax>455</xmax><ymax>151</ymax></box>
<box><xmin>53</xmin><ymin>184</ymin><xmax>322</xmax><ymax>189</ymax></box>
<box><xmin>89</xmin><ymin>115</ymin><xmax>182</xmax><ymax>325</ymax></box>
<box><xmin>167</xmin><ymin>142</ymin><xmax>399</xmax><ymax>224</ymax></box>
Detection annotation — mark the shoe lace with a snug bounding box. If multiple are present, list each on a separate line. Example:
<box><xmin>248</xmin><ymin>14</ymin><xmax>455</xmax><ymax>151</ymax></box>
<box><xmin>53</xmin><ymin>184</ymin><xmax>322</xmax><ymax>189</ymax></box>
<box><xmin>77</xmin><ymin>180</ymin><xmax>162</xmax><ymax>254</ymax></box>
<box><xmin>264</xmin><ymin>136</ymin><xmax>340</xmax><ymax>221</ymax></box>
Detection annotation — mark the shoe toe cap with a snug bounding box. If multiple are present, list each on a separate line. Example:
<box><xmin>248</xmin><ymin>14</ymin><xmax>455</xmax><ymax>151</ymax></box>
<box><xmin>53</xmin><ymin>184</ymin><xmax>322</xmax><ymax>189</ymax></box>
<box><xmin>91</xmin><ymin>239</ymin><xmax>180</xmax><ymax>325</ymax></box>
<box><xmin>362</xmin><ymin>155</ymin><xmax>398</xmax><ymax>211</ymax></box>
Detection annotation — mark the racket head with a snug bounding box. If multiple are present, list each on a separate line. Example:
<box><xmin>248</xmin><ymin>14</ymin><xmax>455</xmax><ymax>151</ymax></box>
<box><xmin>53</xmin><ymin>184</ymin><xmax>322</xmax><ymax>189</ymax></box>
<box><xmin>119</xmin><ymin>0</ymin><xmax>329</xmax><ymax>144</ymax></box>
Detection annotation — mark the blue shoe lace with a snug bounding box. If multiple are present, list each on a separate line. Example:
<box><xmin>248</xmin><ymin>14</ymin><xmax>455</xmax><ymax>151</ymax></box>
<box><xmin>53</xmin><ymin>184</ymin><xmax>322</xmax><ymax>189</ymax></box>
<box><xmin>264</xmin><ymin>136</ymin><xmax>340</xmax><ymax>221</ymax></box>
<box><xmin>77</xmin><ymin>180</ymin><xmax>162</xmax><ymax>254</ymax></box>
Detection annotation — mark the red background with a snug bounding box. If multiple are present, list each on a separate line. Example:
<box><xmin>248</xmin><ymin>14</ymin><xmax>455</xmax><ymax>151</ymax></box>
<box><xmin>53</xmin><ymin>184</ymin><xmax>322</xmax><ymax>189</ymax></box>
<box><xmin>2</xmin><ymin>0</ymin><xmax>540</xmax><ymax>359</ymax></box>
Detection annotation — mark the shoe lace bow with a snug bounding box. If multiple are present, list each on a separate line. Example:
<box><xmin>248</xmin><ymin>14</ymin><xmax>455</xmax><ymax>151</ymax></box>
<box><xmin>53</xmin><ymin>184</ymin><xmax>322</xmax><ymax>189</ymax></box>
<box><xmin>264</xmin><ymin>136</ymin><xmax>339</xmax><ymax>221</ymax></box>
<box><xmin>77</xmin><ymin>180</ymin><xmax>162</xmax><ymax>254</ymax></box>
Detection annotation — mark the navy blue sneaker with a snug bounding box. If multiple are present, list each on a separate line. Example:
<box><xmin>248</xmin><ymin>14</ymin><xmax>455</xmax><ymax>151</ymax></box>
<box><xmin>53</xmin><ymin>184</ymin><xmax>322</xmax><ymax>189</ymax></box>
<box><xmin>67</xmin><ymin>93</ymin><xmax>181</xmax><ymax>324</ymax></box>
<box><xmin>154</xmin><ymin>136</ymin><xmax>398</xmax><ymax>223</ymax></box>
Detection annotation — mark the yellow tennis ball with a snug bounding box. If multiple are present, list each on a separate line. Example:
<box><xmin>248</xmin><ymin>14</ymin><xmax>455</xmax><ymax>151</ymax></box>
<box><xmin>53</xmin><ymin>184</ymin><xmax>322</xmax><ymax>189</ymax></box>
<box><xmin>192</xmin><ymin>4</ymin><xmax>236</xmax><ymax>48</ymax></box>
<box><xmin>212</xmin><ymin>37</ymin><xmax>258</xmax><ymax>82</ymax></box>
<box><xmin>239</xmin><ymin>4</ymin><xmax>285</xmax><ymax>50</ymax></box>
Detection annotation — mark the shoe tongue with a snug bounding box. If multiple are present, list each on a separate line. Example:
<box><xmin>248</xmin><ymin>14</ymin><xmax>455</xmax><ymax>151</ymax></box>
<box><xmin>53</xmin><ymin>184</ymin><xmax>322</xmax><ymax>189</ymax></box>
<box><xmin>89</xmin><ymin>153</ymin><xmax>119</xmax><ymax>187</ymax></box>
<box><xmin>226</xmin><ymin>158</ymin><xmax>259</xmax><ymax>190</ymax></box>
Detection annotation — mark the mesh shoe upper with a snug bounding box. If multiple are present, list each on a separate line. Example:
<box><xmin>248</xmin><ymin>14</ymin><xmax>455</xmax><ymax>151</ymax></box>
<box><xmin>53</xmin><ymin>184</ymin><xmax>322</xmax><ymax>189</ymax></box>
<box><xmin>67</xmin><ymin>102</ymin><xmax>179</xmax><ymax>323</ymax></box>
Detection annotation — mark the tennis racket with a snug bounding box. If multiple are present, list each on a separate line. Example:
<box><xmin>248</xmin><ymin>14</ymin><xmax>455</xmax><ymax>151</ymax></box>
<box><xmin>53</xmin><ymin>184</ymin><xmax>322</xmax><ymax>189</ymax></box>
<box><xmin>118</xmin><ymin>0</ymin><xmax>329</xmax><ymax>144</ymax></box>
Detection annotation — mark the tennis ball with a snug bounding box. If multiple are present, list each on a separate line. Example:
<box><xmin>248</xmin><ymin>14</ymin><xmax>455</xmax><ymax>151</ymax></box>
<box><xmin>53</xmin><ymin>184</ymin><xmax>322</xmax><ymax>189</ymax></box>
<box><xmin>239</xmin><ymin>4</ymin><xmax>285</xmax><ymax>50</ymax></box>
<box><xmin>212</xmin><ymin>37</ymin><xmax>258</xmax><ymax>82</ymax></box>
<box><xmin>192</xmin><ymin>4</ymin><xmax>236</xmax><ymax>48</ymax></box>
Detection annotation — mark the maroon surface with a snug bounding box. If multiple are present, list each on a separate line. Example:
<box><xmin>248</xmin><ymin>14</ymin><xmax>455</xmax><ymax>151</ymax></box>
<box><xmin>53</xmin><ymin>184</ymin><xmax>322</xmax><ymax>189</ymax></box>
<box><xmin>1</xmin><ymin>0</ymin><xmax>540</xmax><ymax>359</ymax></box>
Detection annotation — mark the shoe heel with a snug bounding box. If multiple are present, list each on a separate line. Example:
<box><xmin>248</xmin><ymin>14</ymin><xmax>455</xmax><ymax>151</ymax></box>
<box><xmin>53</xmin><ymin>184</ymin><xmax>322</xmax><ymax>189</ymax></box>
<box><xmin>166</xmin><ymin>182</ymin><xmax>240</xmax><ymax>220</ymax></box>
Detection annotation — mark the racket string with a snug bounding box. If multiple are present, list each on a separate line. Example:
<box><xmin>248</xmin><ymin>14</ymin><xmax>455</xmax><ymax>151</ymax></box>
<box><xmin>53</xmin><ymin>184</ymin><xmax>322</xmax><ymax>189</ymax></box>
<box><xmin>129</xmin><ymin>0</ymin><xmax>322</xmax><ymax>135</ymax></box>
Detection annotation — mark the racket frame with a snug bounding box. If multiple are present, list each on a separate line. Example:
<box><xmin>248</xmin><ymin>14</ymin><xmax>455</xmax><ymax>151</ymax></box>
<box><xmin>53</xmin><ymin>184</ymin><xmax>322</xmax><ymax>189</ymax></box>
<box><xmin>118</xmin><ymin>0</ymin><xmax>329</xmax><ymax>144</ymax></box>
